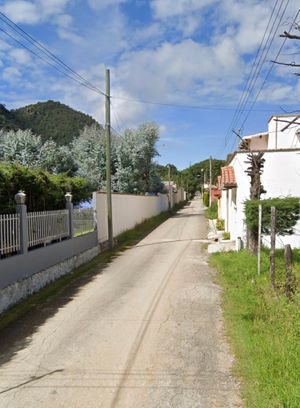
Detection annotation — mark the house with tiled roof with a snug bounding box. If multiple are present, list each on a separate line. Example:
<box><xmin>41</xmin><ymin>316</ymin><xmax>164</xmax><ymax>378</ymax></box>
<box><xmin>218</xmin><ymin>114</ymin><xmax>300</xmax><ymax>248</ymax></box>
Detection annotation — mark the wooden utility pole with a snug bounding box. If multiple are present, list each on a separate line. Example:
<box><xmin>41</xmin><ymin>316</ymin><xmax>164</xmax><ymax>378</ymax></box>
<box><xmin>270</xmin><ymin>206</ymin><xmax>276</xmax><ymax>289</ymax></box>
<box><xmin>168</xmin><ymin>164</ymin><xmax>171</xmax><ymax>210</ymax></box>
<box><xmin>257</xmin><ymin>204</ymin><xmax>262</xmax><ymax>275</ymax></box>
<box><xmin>105</xmin><ymin>68</ymin><xmax>113</xmax><ymax>249</ymax></box>
<box><xmin>209</xmin><ymin>156</ymin><xmax>212</xmax><ymax>207</ymax></box>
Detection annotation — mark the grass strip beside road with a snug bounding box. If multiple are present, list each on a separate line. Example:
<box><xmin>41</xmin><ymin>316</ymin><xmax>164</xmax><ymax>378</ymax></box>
<box><xmin>210</xmin><ymin>249</ymin><xmax>300</xmax><ymax>408</ymax></box>
<box><xmin>205</xmin><ymin>200</ymin><xmax>218</xmax><ymax>220</ymax></box>
<box><xmin>0</xmin><ymin>203</ymin><xmax>186</xmax><ymax>331</ymax></box>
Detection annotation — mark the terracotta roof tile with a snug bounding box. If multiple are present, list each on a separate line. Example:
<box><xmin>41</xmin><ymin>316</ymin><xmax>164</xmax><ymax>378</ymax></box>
<box><xmin>221</xmin><ymin>166</ymin><xmax>237</xmax><ymax>188</ymax></box>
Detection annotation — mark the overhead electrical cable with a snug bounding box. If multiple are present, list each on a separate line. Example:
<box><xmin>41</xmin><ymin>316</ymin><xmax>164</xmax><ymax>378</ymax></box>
<box><xmin>110</xmin><ymin>95</ymin><xmax>278</xmax><ymax>112</ymax></box>
<box><xmin>231</xmin><ymin>0</ymin><xmax>287</xmax><ymax>134</ymax></box>
<box><xmin>223</xmin><ymin>0</ymin><xmax>282</xmax><ymax>147</ymax></box>
<box><xmin>239</xmin><ymin>5</ymin><xmax>299</xmax><ymax>131</ymax></box>
<box><xmin>0</xmin><ymin>12</ymin><xmax>106</xmax><ymax>97</ymax></box>
<box><xmin>219</xmin><ymin>0</ymin><xmax>292</xmax><ymax>157</ymax></box>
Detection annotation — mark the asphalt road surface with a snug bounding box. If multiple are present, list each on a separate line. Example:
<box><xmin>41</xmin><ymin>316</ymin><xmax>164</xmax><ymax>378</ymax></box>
<box><xmin>0</xmin><ymin>199</ymin><xmax>241</xmax><ymax>407</ymax></box>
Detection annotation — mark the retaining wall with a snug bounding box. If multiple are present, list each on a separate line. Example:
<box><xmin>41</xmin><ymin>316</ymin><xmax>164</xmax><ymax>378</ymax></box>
<box><xmin>0</xmin><ymin>231</ymin><xmax>99</xmax><ymax>314</ymax></box>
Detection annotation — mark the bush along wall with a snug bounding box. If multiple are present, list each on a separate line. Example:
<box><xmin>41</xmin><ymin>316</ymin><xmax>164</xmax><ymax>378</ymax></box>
<box><xmin>0</xmin><ymin>162</ymin><xmax>92</xmax><ymax>213</ymax></box>
<box><xmin>245</xmin><ymin>197</ymin><xmax>300</xmax><ymax>236</ymax></box>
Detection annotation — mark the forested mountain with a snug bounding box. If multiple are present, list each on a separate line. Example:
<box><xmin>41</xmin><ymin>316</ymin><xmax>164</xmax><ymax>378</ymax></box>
<box><xmin>0</xmin><ymin>104</ymin><xmax>19</xmax><ymax>131</ymax></box>
<box><xmin>0</xmin><ymin>100</ymin><xmax>101</xmax><ymax>145</ymax></box>
<box><xmin>155</xmin><ymin>159</ymin><xmax>225</xmax><ymax>196</ymax></box>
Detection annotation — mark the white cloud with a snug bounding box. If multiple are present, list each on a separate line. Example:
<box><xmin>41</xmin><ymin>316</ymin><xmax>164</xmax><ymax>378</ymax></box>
<box><xmin>87</xmin><ymin>0</ymin><xmax>127</xmax><ymax>10</ymax></box>
<box><xmin>2</xmin><ymin>66</ymin><xmax>22</xmax><ymax>81</ymax></box>
<box><xmin>117</xmin><ymin>38</ymin><xmax>243</xmax><ymax>105</ymax></box>
<box><xmin>9</xmin><ymin>48</ymin><xmax>31</xmax><ymax>64</ymax></box>
<box><xmin>0</xmin><ymin>1</ymin><xmax>40</xmax><ymax>24</ymax></box>
<box><xmin>131</xmin><ymin>23</ymin><xmax>164</xmax><ymax>46</ymax></box>
<box><xmin>37</xmin><ymin>0</ymin><xmax>69</xmax><ymax>15</ymax></box>
<box><xmin>1</xmin><ymin>0</ymin><xmax>299</xmax><ymax>131</ymax></box>
<box><xmin>0</xmin><ymin>38</ymin><xmax>11</xmax><ymax>51</ymax></box>
<box><xmin>0</xmin><ymin>0</ymin><xmax>72</xmax><ymax>26</ymax></box>
<box><xmin>151</xmin><ymin>0</ymin><xmax>216</xmax><ymax>19</ymax></box>
<box><xmin>259</xmin><ymin>82</ymin><xmax>297</xmax><ymax>103</ymax></box>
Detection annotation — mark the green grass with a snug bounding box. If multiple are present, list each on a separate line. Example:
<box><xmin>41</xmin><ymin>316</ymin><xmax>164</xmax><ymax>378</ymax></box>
<box><xmin>0</xmin><ymin>202</ymin><xmax>186</xmax><ymax>331</ymax></box>
<box><xmin>206</xmin><ymin>200</ymin><xmax>218</xmax><ymax>219</ymax></box>
<box><xmin>210</xmin><ymin>249</ymin><xmax>300</xmax><ymax>408</ymax></box>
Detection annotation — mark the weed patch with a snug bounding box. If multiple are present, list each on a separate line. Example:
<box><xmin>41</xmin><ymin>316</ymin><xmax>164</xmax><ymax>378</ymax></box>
<box><xmin>206</xmin><ymin>200</ymin><xmax>218</xmax><ymax>219</ymax></box>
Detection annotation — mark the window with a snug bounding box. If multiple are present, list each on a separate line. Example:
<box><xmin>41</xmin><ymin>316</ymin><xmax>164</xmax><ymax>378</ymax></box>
<box><xmin>231</xmin><ymin>188</ymin><xmax>237</xmax><ymax>205</ymax></box>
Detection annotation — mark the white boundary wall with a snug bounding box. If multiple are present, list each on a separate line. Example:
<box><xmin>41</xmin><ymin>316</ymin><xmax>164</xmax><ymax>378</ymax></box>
<box><xmin>93</xmin><ymin>192</ymin><xmax>170</xmax><ymax>242</ymax></box>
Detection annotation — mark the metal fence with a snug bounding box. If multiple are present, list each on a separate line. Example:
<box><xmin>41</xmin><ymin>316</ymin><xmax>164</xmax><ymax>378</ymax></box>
<box><xmin>0</xmin><ymin>206</ymin><xmax>97</xmax><ymax>257</ymax></box>
<box><xmin>28</xmin><ymin>210</ymin><xmax>70</xmax><ymax>248</ymax></box>
<box><xmin>73</xmin><ymin>208</ymin><xmax>96</xmax><ymax>237</ymax></box>
<box><xmin>0</xmin><ymin>213</ymin><xmax>20</xmax><ymax>256</ymax></box>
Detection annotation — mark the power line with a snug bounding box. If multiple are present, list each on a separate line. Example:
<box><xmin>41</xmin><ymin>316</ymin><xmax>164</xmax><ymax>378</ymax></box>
<box><xmin>224</xmin><ymin>0</ymin><xmax>283</xmax><ymax>147</ymax></box>
<box><xmin>0</xmin><ymin>26</ymin><xmax>97</xmax><ymax>95</ymax></box>
<box><xmin>221</xmin><ymin>0</ymin><xmax>294</xmax><ymax>156</ymax></box>
<box><xmin>0</xmin><ymin>12</ymin><xmax>103</xmax><ymax>94</ymax></box>
<box><xmin>239</xmin><ymin>5</ymin><xmax>298</xmax><ymax>131</ymax></box>
<box><xmin>234</xmin><ymin>0</ymin><xmax>288</xmax><ymax>131</ymax></box>
<box><xmin>221</xmin><ymin>0</ymin><xmax>292</xmax><ymax>155</ymax></box>
<box><xmin>0</xmin><ymin>12</ymin><xmax>106</xmax><ymax>97</ymax></box>
<box><xmin>110</xmin><ymin>95</ymin><xmax>279</xmax><ymax>112</ymax></box>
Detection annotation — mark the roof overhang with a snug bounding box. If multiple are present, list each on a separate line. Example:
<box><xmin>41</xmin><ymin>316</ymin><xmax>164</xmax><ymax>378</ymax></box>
<box><xmin>221</xmin><ymin>166</ymin><xmax>237</xmax><ymax>189</ymax></box>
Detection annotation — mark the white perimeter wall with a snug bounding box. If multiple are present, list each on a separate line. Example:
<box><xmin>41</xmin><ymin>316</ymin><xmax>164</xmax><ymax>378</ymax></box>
<box><xmin>93</xmin><ymin>192</ymin><xmax>182</xmax><ymax>242</ymax></box>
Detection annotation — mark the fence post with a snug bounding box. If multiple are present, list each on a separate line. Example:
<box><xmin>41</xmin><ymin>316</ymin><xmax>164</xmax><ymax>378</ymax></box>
<box><xmin>65</xmin><ymin>192</ymin><xmax>74</xmax><ymax>239</ymax></box>
<box><xmin>270</xmin><ymin>206</ymin><xmax>276</xmax><ymax>290</ymax></box>
<box><xmin>257</xmin><ymin>204</ymin><xmax>262</xmax><ymax>275</ymax></box>
<box><xmin>15</xmin><ymin>191</ymin><xmax>28</xmax><ymax>254</ymax></box>
<box><xmin>284</xmin><ymin>244</ymin><xmax>295</xmax><ymax>301</ymax></box>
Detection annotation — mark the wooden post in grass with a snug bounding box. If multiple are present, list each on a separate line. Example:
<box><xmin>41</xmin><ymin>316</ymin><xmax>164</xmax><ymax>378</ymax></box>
<box><xmin>270</xmin><ymin>206</ymin><xmax>276</xmax><ymax>289</ymax></box>
<box><xmin>257</xmin><ymin>204</ymin><xmax>262</xmax><ymax>275</ymax></box>
<box><xmin>284</xmin><ymin>244</ymin><xmax>295</xmax><ymax>301</ymax></box>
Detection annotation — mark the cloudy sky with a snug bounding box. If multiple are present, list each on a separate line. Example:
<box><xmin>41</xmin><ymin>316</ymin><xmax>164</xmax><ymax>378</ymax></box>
<box><xmin>0</xmin><ymin>0</ymin><xmax>300</xmax><ymax>168</ymax></box>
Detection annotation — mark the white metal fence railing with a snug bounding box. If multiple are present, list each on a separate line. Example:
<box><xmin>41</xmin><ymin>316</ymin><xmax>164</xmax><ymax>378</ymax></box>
<box><xmin>0</xmin><ymin>213</ymin><xmax>20</xmax><ymax>256</ymax></box>
<box><xmin>28</xmin><ymin>210</ymin><xmax>70</xmax><ymax>248</ymax></box>
<box><xmin>73</xmin><ymin>208</ymin><xmax>96</xmax><ymax>237</ymax></box>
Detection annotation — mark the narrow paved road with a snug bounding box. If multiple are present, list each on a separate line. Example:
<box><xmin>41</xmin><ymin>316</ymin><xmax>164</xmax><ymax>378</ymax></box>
<box><xmin>0</xmin><ymin>199</ymin><xmax>241</xmax><ymax>407</ymax></box>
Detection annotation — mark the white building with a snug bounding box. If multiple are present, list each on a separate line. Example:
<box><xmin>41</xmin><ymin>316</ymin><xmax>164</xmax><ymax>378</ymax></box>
<box><xmin>219</xmin><ymin>114</ymin><xmax>300</xmax><ymax>248</ymax></box>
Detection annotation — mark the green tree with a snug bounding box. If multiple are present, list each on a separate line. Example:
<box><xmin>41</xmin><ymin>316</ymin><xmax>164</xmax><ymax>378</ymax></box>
<box><xmin>0</xmin><ymin>129</ymin><xmax>77</xmax><ymax>175</ymax></box>
<box><xmin>114</xmin><ymin>123</ymin><xmax>162</xmax><ymax>194</ymax></box>
<box><xmin>72</xmin><ymin>125</ymin><xmax>106</xmax><ymax>190</ymax></box>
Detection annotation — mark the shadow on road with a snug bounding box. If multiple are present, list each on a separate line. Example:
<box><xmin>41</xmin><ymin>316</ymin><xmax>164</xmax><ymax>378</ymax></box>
<box><xmin>0</xmin><ymin>249</ymin><xmax>121</xmax><ymax>367</ymax></box>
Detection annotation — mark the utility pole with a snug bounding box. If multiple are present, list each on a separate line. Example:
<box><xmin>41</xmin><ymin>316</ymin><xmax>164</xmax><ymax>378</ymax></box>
<box><xmin>168</xmin><ymin>164</ymin><xmax>171</xmax><ymax>210</ymax></box>
<box><xmin>209</xmin><ymin>156</ymin><xmax>212</xmax><ymax>207</ymax></box>
<box><xmin>105</xmin><ymin>68</ymin><xmax>113</xmax><ymax>249</ymax></box>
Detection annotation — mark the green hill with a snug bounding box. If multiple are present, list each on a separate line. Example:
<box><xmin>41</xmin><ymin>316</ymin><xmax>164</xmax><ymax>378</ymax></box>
<box><xmin>0</xmin><ymin>104</ymin><xmax>19</xmax><ymax>132</ymax></box>
<box><xmin>0</xmin><ymin>100</ymin><xmax>102</xmax><ymax>145</ymax></box>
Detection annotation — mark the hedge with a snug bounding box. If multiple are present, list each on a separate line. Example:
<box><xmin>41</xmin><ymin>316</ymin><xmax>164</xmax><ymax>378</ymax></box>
<box><xmin>244</xmin><ymin>197</ymin><xmax>300</xmax><ymax>235</ymax></box>
<box><xmin>0</xmin><ymin>162</ymin><xmax>92</xmax><ymax>213</ymax></box>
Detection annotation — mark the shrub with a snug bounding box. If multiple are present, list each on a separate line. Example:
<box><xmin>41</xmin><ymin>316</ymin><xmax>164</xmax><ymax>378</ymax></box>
<box><xmin>222</xmin><ymin>231</ymin><xmax>231</xmax><ymax>240</ymax></box>
<box><xmin>0</xmin><ymin>161</ymin><xmax>92</xmax><ymax>213</ymax></box>
<box><xmin>245</xmin><ymin>197</ymin><xmax>300</xmax><ymax>235</ymax></box>
<box><xmin>216</xmin><ymin>218</ymin><xmax>225</xmax><ymax>230</ymax></box>
<box><xmin>203</xmin><ymin>191</ymin><xmax>209</xmax><ymax>207</ymax></box>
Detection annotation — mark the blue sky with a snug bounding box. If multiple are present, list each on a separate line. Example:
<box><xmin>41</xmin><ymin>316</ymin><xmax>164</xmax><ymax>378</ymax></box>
<box><xmin>0</xmin><ymin>0</ymin><xmax>300</xmax><ymax>169</ymax></box>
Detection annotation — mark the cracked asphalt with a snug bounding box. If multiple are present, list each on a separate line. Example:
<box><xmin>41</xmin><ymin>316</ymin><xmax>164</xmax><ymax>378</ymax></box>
<box><xmin>0</xmin><ymin>199</ymin><xmax>242</xmax><ymax>407</ymax></box>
